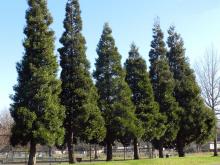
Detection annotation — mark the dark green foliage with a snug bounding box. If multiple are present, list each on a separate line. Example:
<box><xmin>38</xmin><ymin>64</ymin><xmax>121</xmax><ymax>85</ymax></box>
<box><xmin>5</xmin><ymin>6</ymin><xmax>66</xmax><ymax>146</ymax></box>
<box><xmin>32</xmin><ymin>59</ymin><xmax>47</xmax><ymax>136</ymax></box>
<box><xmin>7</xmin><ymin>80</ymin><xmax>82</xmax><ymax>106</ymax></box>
<box><xmin>125</xmin><ymin>43</ymin><xmax>164</xmax><ymax>141</ymax></box>
<box><xmin>195</xmin><ymin>106</ymin><xmax>216</xmax><ymax>145</ymax></box>
<box><xmin>149</xmin><ymin>21</ymin><xmax>167</xmax><ymax>91</ymax></box>
<box><xmin>10</xmin><ymin>0</ymin><xmax>65</xmax><ymax>164</ymax></box>
<box><xmin>58</xmin><ymin>0</ymin><xmax>106</xmax><ymax>162</ymax></box>
<box><xmin>166</xmin><ymin>26</ymin><xmax>216</xmax><ymax>156</ymax></box>
<box><xmin>94</xmin><ymin>23</ymin><xmax>142</xmax><ymax>161</ymax></box>
<box><xmin>149</xmin><ymin>22</ymin><xmax>181</xmax><ymax>157</ymax></box>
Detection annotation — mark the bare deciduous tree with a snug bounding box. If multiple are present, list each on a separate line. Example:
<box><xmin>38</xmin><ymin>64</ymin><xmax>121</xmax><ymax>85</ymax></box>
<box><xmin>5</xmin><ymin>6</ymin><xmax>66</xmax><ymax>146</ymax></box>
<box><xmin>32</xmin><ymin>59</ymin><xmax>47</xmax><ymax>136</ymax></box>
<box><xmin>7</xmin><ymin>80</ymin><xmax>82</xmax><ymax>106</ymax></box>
<box><xmin>0</xmin><ymin>109</ymin><xmax>13</xmax><ymax>146</ymax></box>
<box><xmin>195</xmin><ymin>46</ymin><xmax>220</xmax><ymax>156</ymax></box>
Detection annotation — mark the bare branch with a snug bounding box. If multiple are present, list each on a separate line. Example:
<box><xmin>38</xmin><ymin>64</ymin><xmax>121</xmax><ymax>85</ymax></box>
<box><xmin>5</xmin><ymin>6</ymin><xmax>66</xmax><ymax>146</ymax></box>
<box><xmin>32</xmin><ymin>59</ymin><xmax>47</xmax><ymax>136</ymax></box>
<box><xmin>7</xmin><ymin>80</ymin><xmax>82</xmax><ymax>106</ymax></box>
<box><xmin>195</xmin><ymin>45</ymin><xmax>220</xmax><ymax>118</ymax></box>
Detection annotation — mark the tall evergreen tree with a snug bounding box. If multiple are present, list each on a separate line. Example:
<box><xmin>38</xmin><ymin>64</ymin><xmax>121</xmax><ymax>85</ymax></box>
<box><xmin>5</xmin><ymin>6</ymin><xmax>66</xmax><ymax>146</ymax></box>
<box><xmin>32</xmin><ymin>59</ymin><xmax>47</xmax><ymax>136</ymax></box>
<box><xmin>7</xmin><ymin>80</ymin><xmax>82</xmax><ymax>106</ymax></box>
<box><xmin>10</xmin><ymin>0</ymin><xmax>65</xmax><ymax>165</ymax></box>
<box><xmin>167</xmin><ymin>26</ymin><xmax>216</xmax><ymax>157</ymax></box>
<box><xmin>125</xmin><ymin>43</ymin><xmax>165</xmax><ymax>159</ymax></box>
<box><xmin>94</xmin><ymin>23</ymin><xmax>142</xmax><ymax>161</ymax></box>
<box><xmin>58</xmin><ymin>0</ymin><xmax>106</xmax><ymax>163</ymax></box>
<box><xmin>149</xmin><ymin>21</ymin><xmax>182</xmax><ymax>158</ymax></box>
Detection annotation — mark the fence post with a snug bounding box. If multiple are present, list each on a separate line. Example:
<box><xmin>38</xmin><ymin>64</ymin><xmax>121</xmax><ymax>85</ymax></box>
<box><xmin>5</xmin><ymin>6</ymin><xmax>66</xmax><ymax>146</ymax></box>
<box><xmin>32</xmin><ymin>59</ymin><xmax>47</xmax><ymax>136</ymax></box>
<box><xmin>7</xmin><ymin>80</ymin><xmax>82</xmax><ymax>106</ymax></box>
<box><xmin>123</xmin><ymin>146</ymin><xmax>125</xmax><ymax>160</ymax></box>
<box><xmin>25</xmin><ymin>151</ymin><xmax>27</xmax><ymax>165</ymax></box>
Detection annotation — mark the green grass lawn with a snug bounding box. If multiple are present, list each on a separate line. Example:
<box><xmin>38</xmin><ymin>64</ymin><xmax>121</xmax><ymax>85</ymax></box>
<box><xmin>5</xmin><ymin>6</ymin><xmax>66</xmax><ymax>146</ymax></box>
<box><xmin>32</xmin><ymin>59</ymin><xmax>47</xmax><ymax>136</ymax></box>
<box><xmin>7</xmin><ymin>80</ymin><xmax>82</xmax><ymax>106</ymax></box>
<box><xmin>60</xmin><ymin>155</ymin><xmax>220</xmax><ymax>165</ymax></box>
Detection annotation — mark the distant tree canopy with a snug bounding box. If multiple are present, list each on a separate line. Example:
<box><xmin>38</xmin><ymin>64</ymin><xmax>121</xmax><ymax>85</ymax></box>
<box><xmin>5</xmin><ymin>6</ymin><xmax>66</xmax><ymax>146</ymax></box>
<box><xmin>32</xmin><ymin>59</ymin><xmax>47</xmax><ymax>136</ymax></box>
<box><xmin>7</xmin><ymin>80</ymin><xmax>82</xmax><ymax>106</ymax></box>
<box><xmin>0</xmin><ymin>110</ymin><xmax>13</xmax><ymax>146</ymax></box>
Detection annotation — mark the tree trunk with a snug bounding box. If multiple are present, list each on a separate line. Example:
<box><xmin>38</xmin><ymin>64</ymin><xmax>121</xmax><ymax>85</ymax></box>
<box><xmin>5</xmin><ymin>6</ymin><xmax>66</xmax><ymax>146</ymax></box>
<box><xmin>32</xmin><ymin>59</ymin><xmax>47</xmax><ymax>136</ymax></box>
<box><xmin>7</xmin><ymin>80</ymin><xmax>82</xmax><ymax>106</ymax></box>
<box><xmin>214</xmin><ymin>133</ymin><xmax>218</xmax><ymax>156</ymax></box>
<box><xmin>177</xmin><ymin>139</ymin><xmax>185</xmax><ymax>157</ymax></box>
<box><xmin>158</xmin><ymin>145</ymin><xmax>164</xmax><ymax>158</ymax></box>
<box><xmin>67</xmin><ymin>133</ymin><xmax>75</xmax><ymax>164</ymax></box>
<box><xmin>196</xmin><ymin>144</ymin><xmax>199</xmax><ymax>153</ymax></box>
<box><xmin>133</xmin><ymin>138</ymin><xmax>140</xmax><ymax>160</ymax></box>
<box><xmin>28</xmin><ymin>141</ymin><xmax>37</xmax><ymax>165</ymax></box>
<box><xmin>94</xmin><ymin>144</ymin><xmax>98</xmax><ymax>160</ymax></box>
<box><xmin>48</xmin><ymin>146</ymin><xmax>52</xmax><ymax>164</ymax></box>
<box><xmin>152</xmin><ymin>147</ymin><xmax>155</xmax><ymax>158</ymax></box>
<box><xmin>106</xmin><ymin>142</ymin><xmax>112</xmax><ymax>161</ymax></box>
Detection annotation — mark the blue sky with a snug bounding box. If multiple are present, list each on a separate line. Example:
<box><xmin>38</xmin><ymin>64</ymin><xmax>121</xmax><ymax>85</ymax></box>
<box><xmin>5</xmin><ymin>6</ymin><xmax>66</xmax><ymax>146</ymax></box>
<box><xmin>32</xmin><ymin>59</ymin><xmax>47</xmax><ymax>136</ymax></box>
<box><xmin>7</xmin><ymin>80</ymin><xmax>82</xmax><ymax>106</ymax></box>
<box><xmin>1</xmin><ymin>0</ymin><xmax>220</xmax><ymax>111</ymax></box>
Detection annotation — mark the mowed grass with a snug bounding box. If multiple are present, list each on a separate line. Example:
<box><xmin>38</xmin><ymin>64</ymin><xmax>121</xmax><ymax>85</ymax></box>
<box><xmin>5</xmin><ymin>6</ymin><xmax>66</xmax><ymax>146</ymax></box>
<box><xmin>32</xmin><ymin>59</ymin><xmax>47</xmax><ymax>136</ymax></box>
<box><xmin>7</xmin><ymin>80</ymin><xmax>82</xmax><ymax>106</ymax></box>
<box><xmin>60</xmin><ymin>155</ymin><xmax>220</xmax><ymax>165</ymax></box>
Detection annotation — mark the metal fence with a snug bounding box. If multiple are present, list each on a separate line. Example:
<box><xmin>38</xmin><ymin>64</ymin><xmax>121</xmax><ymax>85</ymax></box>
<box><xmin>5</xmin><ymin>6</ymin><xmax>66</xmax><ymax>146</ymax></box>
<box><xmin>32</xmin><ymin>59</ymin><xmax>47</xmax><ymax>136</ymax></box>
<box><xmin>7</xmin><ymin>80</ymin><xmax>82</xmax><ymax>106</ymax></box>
<box><xmin>0</xmin><ymin>144</ymin><xmax>162</xmax><ymax>164</ymax></box>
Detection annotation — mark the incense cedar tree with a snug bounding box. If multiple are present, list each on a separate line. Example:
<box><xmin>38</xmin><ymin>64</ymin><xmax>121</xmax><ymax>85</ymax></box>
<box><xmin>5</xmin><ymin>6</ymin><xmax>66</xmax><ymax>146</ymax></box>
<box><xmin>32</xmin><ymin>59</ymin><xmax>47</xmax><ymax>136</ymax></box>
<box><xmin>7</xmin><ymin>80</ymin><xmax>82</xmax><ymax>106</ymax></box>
<box><xmin>149</xmin><ymin>21</ymin><xmax>182</xmax><ymax>158</ymax></box>
<box><xmin>10</xmin><ymin>0</ymin><xmax>65</xmax><ymax>165</ymax></box>
<box><xmin>58</xmin><ymin>0</ymin><xmax>106</xmax><ymax>163</ymax></box>
<box><xmin>94</xmin><ymin>24</ymin><xmax>142</xmax><ymax>161</ymax></box>
<box><xmin>166</xmin><ymin>26</ymin><xmax>216</xmax><ymax>157</ymax></box>
<box><xmin>125</xmin><ymin>43</ymin><xmax>165</xmax><ymax>159</ymax></box>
